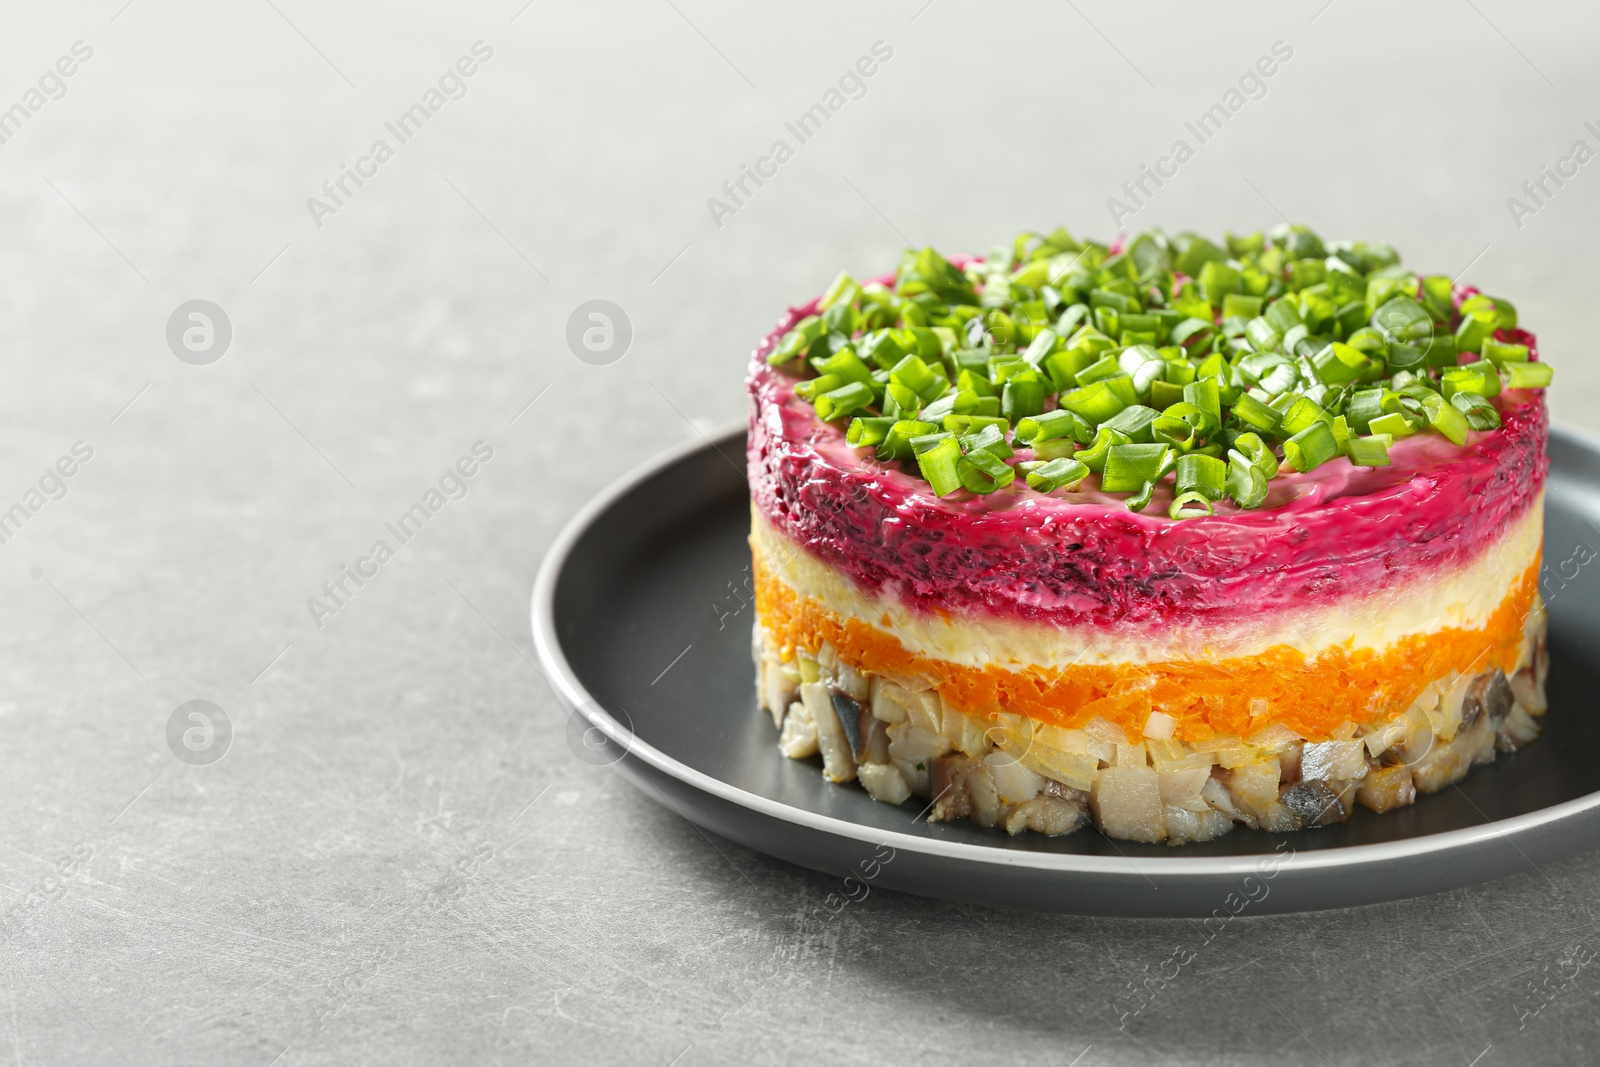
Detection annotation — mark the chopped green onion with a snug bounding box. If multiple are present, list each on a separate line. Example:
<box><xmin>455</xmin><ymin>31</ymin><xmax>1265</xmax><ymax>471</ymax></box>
<box><xmin>1183</xmin><ymin>378</ymin><xmax>1222</xmax><ymax>429</ymax></box>
<box><xmin>1225</xmin><ymin>452</ymin><xmax>1269</xmax><ymax>509</ymax></box>
<box><xmin>1125</xmin><ymin>481</ymin><xmax>1157</xmax><ymax>513</ymax></box>
<box><xmin>1231</xmin><ymin>392</ymin><xmax>1282</xmax><ymax>434</ymax></box>
<box><xmin>813</xmin><ymin>349</ymin><xmax>874</xmax><ymax>387</ymax></box>
<box><xmin>1244</xmin><ymin>317</ymin><xmax>1280</xmax><ymax>353</ymax></box>
<box><xmin>1310</xmin><ymin>342</ymin><xmax>1369</xmax><ymax>385</ymax></box>
<box><xmin>1022</xmin><ymin>328</ymin><xmax>1061</xmax><ymax>367</ymax></box>
<box><xmin>1441</xmin><ymin>365</ymin><xmax>1499</xmax><ymax>400</ymax></box>
<box><xmin>921</xmin><ymin>389</ymin><xmax>979</xmax><ymax>423</ymax></box>
<box><xmin>1347</xmin><ymin>433</ymin><xmax>1393</xmax><ymax>467</ymax></box>
<box><xmin>914</xmin><ymin>435</ymin><xmax>964</xmax><ymax>497</ymax></box>
<box><xmin>1076</xmin><ymin>426</ymin><xmax>1132</xmax><ymax>473</ymax></box>
<box><xmin>1421</xmin><ymin>393</ymin><xmax>1470</xmax><ymax>446</ymax></box>
<box><xmin>1450</xmin><ymin>391</ymin><xmax>1501</xmax><ymax>431</ymax></box>
<box><xmin>1279</xmin><ymin>396</ymin><xmax>1328</xmax><ymax>437</ymax></box>
<box><xmin>1373</xmin><ymin>296</ymin><xmax>1433</xmax><ymax>344</ymax></box>
<box><xmin>1505</xmin><ymin>361</ymin><xmax>1553</xmax><ymax>389</ymax></box>
<box><xmin>1060</xmin><ymin>378</ymin><xmax>1131</xmax><ymax>425</ymax></box>
<box><xmin>1032</xmin><ymin>437</ymin><xmax>1078</xmax><ymax>460</ymax></box>
<box><xmin>1075</xmin><ymin>354</ymin><xmax>1124</xmax><ymax>385</ymax></box>
<box><xmin>795</xmin><ymin>373</ymin><xmax>842</xmax><ymax>402</ymax></box>
<box><xmin>1175</xmin><ymin>452</ymin><xmax>1226</xmax><ymax>500</ymax></box>
<box><xmin>1367</xmin><ymin>411</ymin><xmax>1417</xmax><ymax>438</ymax></box>
<box><xmin>1102</xmin><ymin>404</ymin><xmax>1161</xmax><ymax>443</ymax></box>
<box><xmin>1169</xmin><ymin>490</ymin><xmax>1215</xmax><ymax>519</ymax></box>
<box><xmin>1024</xmin><ymin>457</ymin><xmax>1089</xmax><ymax>494</ymax></box>
<box><xmin>943</xmin><ymin>414</ymin><xmax>1010</xmax><ymax>437</ymax></box>
<box><xmin>1015</xmin><ymin>409</ymin><xmax>1077</xmax><ymax>444</ymax></box>
<box><xmin>1102</xmin><ymin>443</ymin><xmax>1173</xmax><ymax>493</ymax></box>
<box><xmin>1282</xmin><ymin>421</ymin><xmax>1339</xmax><ymax>472</ymax></box>
<box><xmin>1224</xmin><ymin>293</ymin><xmax>1264</xmax><ymax>320</ymax></box>
<box><xmin>814</xmin><ymin>381</ymin><xmax>875</xmax><ymax>422</ymax></box>
<box><xmin>1230</xmin><ymin>431</ymin><xmax>1280</xmax><ymax>478</ymax></box>
<box><xmin>957</xmin><ymin>447</ymin><xmax>1015</xmax><ymax>494</ymax></box>
<box><xmin>876</xmin><ymin>419</ymin><xmax>940</xmax><ymax>461</ymax></box>
<box><xmin>1172</xmin><ymin>317</ymin><xmax>1215</xmax><ymax>351</ymax></box>
<box><xmin>961</xmin><ymin>424</ymin><xmax>1013</xmax><ymax>460</ymax></box>
<box><xmin>889</xmin><ymin>354</ymin><xmax>941</xmax><ymax>399</ymax></box>
<box><xmin>1002</xmin><ymin>377</ymin><xmax>1046</xmax><ymax>421</ymax></box>
<box><xmin>846</xmin><ymin>416</ymin><xmax>894</xmax><ymax>448</ymax></box>
<box><xmin>812</xmin><ymin>228</ymin><xmax>1547</xmax><ymax>504</ymax></box>
<box><xmin>1151</xmin><ymin>414</ymin><xmax>1194</xmax><ymax>448</ymax></box>
<box><xmin>770</xmin><ymin>315</ymin><xmax>825</xmax><ymax>366</ymax></box>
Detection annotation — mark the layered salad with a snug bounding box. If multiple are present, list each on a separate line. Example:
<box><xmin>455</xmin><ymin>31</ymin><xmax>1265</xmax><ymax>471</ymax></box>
<box><xmin>747</xmin><ymin>226</ymin><xmax>1552</xmax><ymax>844</ymax></box>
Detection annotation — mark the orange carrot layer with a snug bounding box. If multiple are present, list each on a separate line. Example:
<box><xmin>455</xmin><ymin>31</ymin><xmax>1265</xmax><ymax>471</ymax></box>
<box><xmin>753</xmin><ymin>546</ymin><xmax>1539</xmax><ymax>745</ymax></box>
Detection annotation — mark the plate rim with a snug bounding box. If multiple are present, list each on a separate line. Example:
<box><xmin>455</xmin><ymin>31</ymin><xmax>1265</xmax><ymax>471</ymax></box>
<box><xmin>532</xmin><ymin>419</ymin><xmax>1600</xmax><ymax>881</ymax></box>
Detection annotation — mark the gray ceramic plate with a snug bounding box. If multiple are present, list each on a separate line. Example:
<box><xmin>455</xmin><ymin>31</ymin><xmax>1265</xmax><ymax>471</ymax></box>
<box><xmin>532</xmin><ymin>423</ymin><xmax>1600</xmax><ymax>916</ymax></box>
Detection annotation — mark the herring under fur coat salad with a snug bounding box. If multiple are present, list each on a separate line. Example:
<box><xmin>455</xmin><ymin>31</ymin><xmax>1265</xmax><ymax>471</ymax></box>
<box><xmin>745</xmin><ymin>224</ymin><xmax>1552</xmax><ymax>845</ymax></box>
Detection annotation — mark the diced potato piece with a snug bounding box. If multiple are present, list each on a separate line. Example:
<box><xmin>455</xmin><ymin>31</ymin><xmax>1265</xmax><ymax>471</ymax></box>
<box><xmin>985</xmin><ymin>752</ymin><xmax>1045</xmax><ymax>806</ymax></box>
<box><xmin>858</xmin><ymin>761</ymin><xmax>911</xmax><ymax>806</ymax></box>
<box><xmin>1091</xmin><ymin>765</ymin><xmax>1166</xmax><ymax>843</ymax></box>
<box><xmin>1158</xmin><ymin>766</ymin><xmax>1211</xmax><ymax>811</ymax></box>
<box><xmin>1356</xmin><ymin>764</ymin><xmax>1415</xmax><ymax>813</ymax></box>
<box><xmin>1225</xmin><ymin>758</ymin><xmax>1281</xmax><ymax>822</ymax></box>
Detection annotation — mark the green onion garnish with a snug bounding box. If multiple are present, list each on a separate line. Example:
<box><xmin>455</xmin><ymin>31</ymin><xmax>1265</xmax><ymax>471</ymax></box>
<box><xmin>1175</xmin><ymin>453</ymin><xmax>1227</xmax><ymax>500</ymax></box>
<box><xmin>876</xmin><ymin>420</ymin><xmax>939</xmax><ymax>462</ymax></box>
<box><xmin>1347</xmin><ymin>433</ymin><xmax>1393</xmax><ymax>467</ymax></box>
<box><xmin>775</xmin><ymin>228</ymin><xmax>1549</xmax><ymax>509</ymax></box>
<box><xmin>1505</xmin><ymin>361</ymin><xmax>1553</xmax><ymax>389</ymax></box>
<box><xmin>1102</xmin><ymin>443</ymin><xmax>1173</xmax><ymax>494</ymax></box>
<box><xmin>1014</xmin><ymin>409</ymin><xmax>1076</xmax><ymax>444</ymax></box>
<box><xmin>1283</xmin><ymin>421</ymin><xmax>1339</xmax><ymax>472</ymax></box>
<box><xmin>1450</xmin><ymin>391</ymin><xmax>1501</xmax><ymax>431</ymax></box>
<box><xmin>814</xmin><ymin>381</ymin><xmax>874</xmax><ymax>422</ymax></box>
<box><xmin>914</xmin><ymin>435</ymin><xmax>963</xmax><ymax>497</ymax></box>
<box><xmin>1169</xmin><ymin>490</ymin><xmax>1215</xmax><ymax>519</ymax></box>
<box><xmin>958</xmin><ymin>447</ymin><xmax>1015</xmax><ymax>494</ymax></box>
<box><xmin>1422</xmin><ymin>392</ymin><xmax>1470</xmax><ymax>446</ymax></box>
<box><xmin>1024</xmin><ymin>457</ymin><xmax>1089</xmax><ymax>494</ymax></box>
<box><xmin>847</xmin><ymin>416</ymin><xmax>894</xmax><ymax>448</ymax></box>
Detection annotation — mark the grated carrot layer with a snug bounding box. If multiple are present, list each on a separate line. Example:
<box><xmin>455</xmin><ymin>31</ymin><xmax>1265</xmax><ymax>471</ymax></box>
<box><xmin>752</xmin><ymin>546</ymin><xmax>1539</xmax><ymax>745</ymax></box>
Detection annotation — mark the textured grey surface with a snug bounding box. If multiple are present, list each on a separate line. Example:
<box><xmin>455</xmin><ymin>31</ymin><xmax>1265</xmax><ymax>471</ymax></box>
<box><xmin>3</xmin><ymin>1</ymin><xmax>1600</xmax><ymax>1064</ymax></box>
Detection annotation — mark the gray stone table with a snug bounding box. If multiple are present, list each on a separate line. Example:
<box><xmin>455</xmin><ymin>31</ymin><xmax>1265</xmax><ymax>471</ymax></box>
<box><xmin>2</xmin><ymin>1</ymin><xmax>1599</xmax><ymax>1063</ymax></box>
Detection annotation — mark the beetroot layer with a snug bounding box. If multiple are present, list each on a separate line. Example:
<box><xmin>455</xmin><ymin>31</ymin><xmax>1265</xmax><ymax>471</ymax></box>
<box><xmin>746</xmin><ymin>295</ymin><xmax>1548</xmax><ymax>631</ymax></box>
